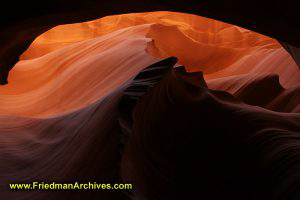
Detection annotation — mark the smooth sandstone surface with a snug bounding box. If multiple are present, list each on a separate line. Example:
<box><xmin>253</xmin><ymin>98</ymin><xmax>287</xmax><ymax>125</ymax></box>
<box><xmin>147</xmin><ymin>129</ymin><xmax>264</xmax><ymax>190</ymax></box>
<box><xmin>0</xmin><ymin>12</ymin><xmax>299</xmax><ymax>200</ymax></box>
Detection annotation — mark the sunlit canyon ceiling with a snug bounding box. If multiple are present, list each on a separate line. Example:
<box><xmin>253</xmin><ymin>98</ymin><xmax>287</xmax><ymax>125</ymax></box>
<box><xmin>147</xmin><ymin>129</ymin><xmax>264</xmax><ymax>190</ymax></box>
<box><xmin>0</xmin><ymin>4</ymin><xmax>300</xmax><ymax>200</ymax></box>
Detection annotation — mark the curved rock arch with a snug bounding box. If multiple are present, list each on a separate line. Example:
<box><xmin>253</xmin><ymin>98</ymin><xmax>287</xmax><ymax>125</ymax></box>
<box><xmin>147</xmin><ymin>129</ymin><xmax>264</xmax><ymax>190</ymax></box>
<box><xmin>0</xmin><ymin>0</ymin><xmax>299</xmax><ymax>84</ymax></box>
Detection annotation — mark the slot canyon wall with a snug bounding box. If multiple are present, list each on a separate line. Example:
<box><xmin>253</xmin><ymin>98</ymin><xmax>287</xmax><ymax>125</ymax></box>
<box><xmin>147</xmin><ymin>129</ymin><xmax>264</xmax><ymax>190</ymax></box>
<box><xmin>0</xmin><ymin>2</ymin><xmax>300</xmax><ymax>200</ymax></box>
<box><xmin>1</xmin><ymin>0</ymin><xmax>300</xmax><ymax>83</ymax></box>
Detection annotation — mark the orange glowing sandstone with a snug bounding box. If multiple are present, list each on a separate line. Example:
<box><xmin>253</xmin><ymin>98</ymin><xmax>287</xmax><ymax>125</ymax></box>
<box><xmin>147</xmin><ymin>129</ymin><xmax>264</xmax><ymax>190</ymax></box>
<box><xmin>0</xmin><ymin>12</ymin><xmax>299</xmax><ymax>117</ymax></box>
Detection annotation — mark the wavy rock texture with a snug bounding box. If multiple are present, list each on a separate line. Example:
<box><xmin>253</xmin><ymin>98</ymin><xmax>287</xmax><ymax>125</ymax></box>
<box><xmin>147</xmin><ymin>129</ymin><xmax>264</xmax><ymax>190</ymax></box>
<box><xmin>0</xmin><ymin>12</ymin><xmax>299</xmax><ymax>200</ymax></box>
<box><xmin>20</xmin><ymin>12</ymin><xmax>300</xmax><ymax>88</ymax></box>
<box><xmin>122</xmin><ymin>66</ymin><xmax>300</xmax><ymax>200</ymax></box>
<box><xmin>1</xmin><ymin>0</ymin><xmax>300</xmax><ymax>84</ymax></box>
